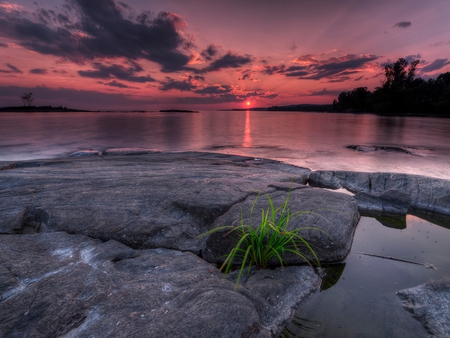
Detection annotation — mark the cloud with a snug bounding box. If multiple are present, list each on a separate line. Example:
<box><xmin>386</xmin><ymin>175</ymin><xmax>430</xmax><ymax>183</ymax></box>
<box><xmin>175</xmin><ymin>89</ymin><xmax>277</xmax><ymax>104</ymax></box>
<box><xmin>0</xmin><ymin>0</ymin><xmax>192</xmax><ymax>72</ymax></box>
<box><xmin>104</xmin><ymin>80</ymin><xmax>131</xmax><ymax>88</ymax></box>
<box><xmin>394</xmin><ymin>21</ymin><xmax>411</xmax><ymax>28</ymax></box>
<box><xmin>0</xmin><ymin>63</ymin><xmax>23</xmax><ymax>73</ymax></box>
<box><xmin>29</xmin><ymin>68</ymin><xmax>48</xmax><ymax>74</ymax></box>
<box><xmin>420</xmin><ymin>58</ymin><xmax>450</xmax><ymax>73</ymax></box>
<box><xmin>404</xmin><ymin>54</ymin><xmax>421</xmax><ymax>63</ymax></box>
<box><xmin>159</xmin><ymin>75</ymin><xmax>201</xmax><ymax>91</ymax></box>
<box><xmin>194</xmin><ymin>85</ymin><xmax>232</xmax><ymax>94</ymax></box>
<box><xmin>200</xmin><ymin>44</ymin><xmax>220</xmax><ymax>61</ymax></box>
<box><xmin>197</xmin><ymin>52</ymin><xmax>253</xmax><ymax>73</ymax></box>
<box><xmin>0</xmin><ymin>42</ymin><xmax>8</xmax><ymax>47</ymax></box>
<box><xmin>262</xmin><ymin>54</ymin><xmax>379</xmax><ymax>82</ymax></box>
<box><xmin>78</xmin><ymin>62</ymin><xmax>155</xmax><ymax>82</ymax></box>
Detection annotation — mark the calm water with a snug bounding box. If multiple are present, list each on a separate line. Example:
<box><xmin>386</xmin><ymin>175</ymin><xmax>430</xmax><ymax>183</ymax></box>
<box><xmin>1</xmin><ymin>111</ymin><xmax>450</xmax><ymax>337</ymax></box>
<box><xmin>1</xmin><ymin>111</ymin><xmax>450</xmax><ymax>179</ymax></box>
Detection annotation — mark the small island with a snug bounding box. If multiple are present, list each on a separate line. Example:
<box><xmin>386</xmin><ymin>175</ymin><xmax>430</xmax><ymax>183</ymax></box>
<box><xmin>159</xmin><ymin>109</ymin><xmax>199</xmax><ymax>113</ymax></box>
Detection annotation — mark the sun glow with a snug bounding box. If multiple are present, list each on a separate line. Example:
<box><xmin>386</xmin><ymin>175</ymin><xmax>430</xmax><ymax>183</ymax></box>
<box><xmin>246</xmin><ymin>101</ymin><xmax>251</xmax><ymax>106</ymax></box>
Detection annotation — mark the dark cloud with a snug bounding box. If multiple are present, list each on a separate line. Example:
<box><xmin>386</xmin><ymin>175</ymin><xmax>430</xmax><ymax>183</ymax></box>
<box><xmin>0</xmin><ymin>42</ymin><xmax>8</xmax><ymax>47</ymax></box>
<box><xmin>0</xmin><ymin>0</ymin><xmax>192</xmax><ymax>72</ymax></box>
<box><xmin>104</xmin><ymin>80</ymin><xmax>131</xmax><ymax>88</ymax></box>
<box><xmin>404</xmin><ymin>54</ymin><xmax>421</xmax><ymax>63</ymax></box>
<box><xmin>197</xmin><ymin>52</ymin><xmax>253</xmax><ymax>73</ymax></box>
<box><xmin>0</xmin><ymin>63</ymin><xmax>23</xmax><ymax>74</ymax></box>
<box><xmin>354</xmin><ymin>75</ymin><xmax>364</xmax><ymax>81</ymax></box>
<box><xmin>194</xmin><ymin>85</ymin><xmax>232</xmax><ymax>94</ymax></box>
<box><xmin>263</xmin><ymin>54</ymin><xmax>379</xmax><ymax>82</ymax></box>
<box><xmin>200</xmin><ymin>44</ymin><xmax>220</xmax><ymax>61</ymax></box>
<box><xmin>29</xmin><ymin>68</ymin><xmax>48</xmax><ymax>74</ymax></box>
<box><xmin>421</xmin><ymin>58</ymin><xmax>450</xmax><ymax>73</ymax></box>
<box><xmin>262</xmin><ymin>65</ymin><xmax>286</xmax><ymax>75</ymax></box>
<box><xmin>394</xmin><ymin>21</ymin><xmax>411</xmax><ymax>28</ymax></box>
<box><xmin>159</xmin><ymin>76</ymin><xmax>198</xmax><ymax>91</ymax></box>
<box><xmin>78</xmin><ymin>62</ymin><xmax>155</xmax><ymax>82</ymax></box>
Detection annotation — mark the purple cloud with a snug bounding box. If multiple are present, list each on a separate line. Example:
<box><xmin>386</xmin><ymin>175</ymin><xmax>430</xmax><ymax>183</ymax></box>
<box><xmin>421</xmin><ymin>59</ymin><xmax>450</xmax><ymax>73</ymax></box>
<box><xmin>78</xmin><ymin>62</ymin><xmax>155</xmax><ymax>83</ymax></box>
<box><xmin>29</xmin><ymin>68</ymin><xmax>48</xmax><ymax>74</ymax></box>
<box><xmin>0</xmin><ymin>0</ymin><xmax>192</xmax><ymax>72</ymax></box>
<box><xmin>394</xmin><ymin>21</ymin><xmax>411</xmax><ymax>28</ymax></box>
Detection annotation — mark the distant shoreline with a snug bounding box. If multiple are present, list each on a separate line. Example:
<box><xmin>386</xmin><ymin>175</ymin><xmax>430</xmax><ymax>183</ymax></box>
<box><xmin>1</xmin><ymin>105</ymin><xmax>449</xmax><ymax>117</ymax></box>
<box><xmin>0</xmin><ymin>106</ymin><xmax>90</xmax><ymax>113</ymax></box>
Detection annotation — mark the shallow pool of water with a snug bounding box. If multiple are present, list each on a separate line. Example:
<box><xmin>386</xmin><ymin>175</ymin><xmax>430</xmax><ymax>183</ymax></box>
<box><xmin>279</xmin><ymin>214</ymin><xmax>450</xmax><ymax>337</ymax></box>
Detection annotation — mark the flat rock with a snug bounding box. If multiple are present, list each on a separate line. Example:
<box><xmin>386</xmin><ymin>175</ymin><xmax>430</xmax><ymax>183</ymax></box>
<box><xmin>0</xmin><ymin>152</ymin><xmax>310</xmax><ymax>253</ymax></box>
<box><xmin>309</xmin><ymin>171</ymin><xmax>450</xmax><ymax>218</ymax></box>
<box><xmin>203</xmin><ymin>188</ymin><xmax>360</xmax><ymax>265</ymax></box>
<box><xmin>0</xmin><ymin>232</ymin><xmax>320</xmax><ymax>337</ymax></box>
<box><xmin>397</xmin><ymin>280</ymin><xmax>450</xmax><ymax>338</ymax></box>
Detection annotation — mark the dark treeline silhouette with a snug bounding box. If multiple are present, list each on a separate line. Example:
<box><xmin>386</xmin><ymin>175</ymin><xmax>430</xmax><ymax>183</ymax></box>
<box><xmin>333</xmin><ymin>58</ymin><xmax>450</xmax><ymax>116</ymax></box>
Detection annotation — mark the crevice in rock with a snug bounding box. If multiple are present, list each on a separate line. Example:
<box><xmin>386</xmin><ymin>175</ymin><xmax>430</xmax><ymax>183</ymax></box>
<box><xmin>14</xmin><ymin>207</ymin><xmax>50</xmax><ymax>234</ymax></box>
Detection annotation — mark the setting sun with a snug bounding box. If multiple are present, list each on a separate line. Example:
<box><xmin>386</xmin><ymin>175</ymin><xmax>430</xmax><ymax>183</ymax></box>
<box><xmin>246</xmin><ymin>101</ymin><xmax>251</xmax><ymax>106</ymax></box>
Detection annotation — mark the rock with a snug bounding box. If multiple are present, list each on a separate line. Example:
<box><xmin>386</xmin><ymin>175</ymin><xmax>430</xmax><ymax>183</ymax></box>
<box><xmin>0</xmin><ymin>232</ymin><xmax>321</xmax><ymax>337</ymax></box>
<box><xmin>0</xmin><ymin>152</ymin><xmax>310</xmax><ymax>253</ymax></box>
<box><xmin>346</xmin><ymin>144</ymin><xmax>426</xmax><ymax>156</ymax></box>
<box><xmin>103</xmin><ymin>147</ymin><xmax>161</xmax><ymax>155</ymax></box>
<box><xmin>397</xmin><ymin>280</ymin><xmax>450</xmax><ymax>338</ymax></box>
<box><xmin>67</xmin><ymin>150</ymin><xmax>102</xmax><ymax>157</ymax></box>
<box><xmin>309</xmin><ymin>171</ymin><xmax>450</xmax><ymax>218</ymax></box>
<box><xmin>354</xmin><ymin>189</ymin><xmax>412</xmax><ymax>216</ymax></box>
<box><xmin>202</xmin><ymin>188</ymin><xmax>360</xmax><ymax>265</ymax></box>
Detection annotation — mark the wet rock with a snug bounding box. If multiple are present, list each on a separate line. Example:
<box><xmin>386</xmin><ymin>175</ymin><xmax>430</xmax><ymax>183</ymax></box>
<box><xmin>309</xmin><ymin>171</ymin><xmax>450</xmax><ymax>218</ymax></box>
<box><xmin>397</xmin><ymin>280</ymin><xmax>450</xmax><ymax>338</ymax></box>
<box><xmin>203</xmin><ymin>188</ymin><xmax>360</xmax><ymax>265</ymax></box>
<box><xmin>354</xmin><ymin>189</ymin><xmax>412</xmax><ymax>216</ymax></box>
<box><xmin>0</xmin><ymin>232</ymin><xmax>320</xmax><ymax>337</ymax></box>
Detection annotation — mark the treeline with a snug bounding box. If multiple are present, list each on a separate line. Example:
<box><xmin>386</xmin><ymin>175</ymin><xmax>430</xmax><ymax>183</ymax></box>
<box><xmin>333</xmin><ymin>58</ymin><xmax>450</xmax><ymax>115</ymax></box>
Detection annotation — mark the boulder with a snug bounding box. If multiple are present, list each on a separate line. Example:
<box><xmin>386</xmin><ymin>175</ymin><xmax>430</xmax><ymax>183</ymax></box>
<box><xmin>203</xmin><ymin>188</ymin><xmax>360</xmax><ymax>265</ymax></box>
<box><xmin>354</xmin><ymin>189</ymin><xmax>412</xmax><ymax>216</ymax></box>
<box><xmin>397</xmin><ymin>280</ymin><xmax>450</xmax><ymax>338</ymax></box>
<box><xmin>309</xmin><ymin>171</ymin><xmax>450</xmax><ymax>218</ymax></box>
<box><xmin>0</xmin><ymin>232</ymin><xmax>320</xmax><ymax>337</ymax></box>
<box><xmin>0</xmin><ymin>152</ymin><xmax>310</xmax><ymax>253</ymax></box>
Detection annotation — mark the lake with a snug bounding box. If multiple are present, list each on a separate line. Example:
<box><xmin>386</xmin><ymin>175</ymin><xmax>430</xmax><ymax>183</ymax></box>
<box><xmin>1</xmin><ymin>110</ymin><xmax>450</xmax><ymax>337</ymax></box>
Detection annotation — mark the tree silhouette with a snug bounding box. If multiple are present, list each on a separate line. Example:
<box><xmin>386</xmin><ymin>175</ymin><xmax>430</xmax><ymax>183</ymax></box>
<box><xmin>20</xmin><ymin>92</ymin><xmax>34</xmax><ymax>106</ymax></box>
<box><xmin>334</xmin><ymin>57</ymin><xmax>450</xmax><ymax>115</ymax></box>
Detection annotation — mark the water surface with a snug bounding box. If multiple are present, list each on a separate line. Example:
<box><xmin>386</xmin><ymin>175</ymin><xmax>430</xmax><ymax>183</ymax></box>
<box><xmin>1</xmin><ymin>111</ymin><xmax>450</xmax><ymax>179</ymax></box>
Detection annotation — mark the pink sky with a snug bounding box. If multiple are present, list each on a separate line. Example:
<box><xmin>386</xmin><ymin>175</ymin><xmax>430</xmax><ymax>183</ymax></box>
<box><xmin>1</xmin><ymin>0</ymin><xmax>450</xmax><ymax>110</ymax></box>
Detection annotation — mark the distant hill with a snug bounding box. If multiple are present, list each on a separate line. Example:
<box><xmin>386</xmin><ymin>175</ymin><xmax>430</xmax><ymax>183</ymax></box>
<box><xmin>268</xmin><ymin>104</ymin><xmax>334</xmax><ymax>112</ymax></box>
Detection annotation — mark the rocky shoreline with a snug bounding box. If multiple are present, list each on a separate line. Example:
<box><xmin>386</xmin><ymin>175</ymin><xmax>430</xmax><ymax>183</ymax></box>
<box><xmin>1</xmin><ymin>150</ymin><xmax>449</xmax><ymax>337</ymax></box>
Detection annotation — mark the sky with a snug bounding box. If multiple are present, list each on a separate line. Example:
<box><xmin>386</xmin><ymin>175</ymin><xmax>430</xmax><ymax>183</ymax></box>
<box><xmin>1</xmin><ymin>0</ymin><xmax>450</xmax><ymax>110</ymax></box>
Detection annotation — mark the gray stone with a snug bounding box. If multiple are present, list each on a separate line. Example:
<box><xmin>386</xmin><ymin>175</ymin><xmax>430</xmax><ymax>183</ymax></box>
<box><xmin>203</xmin><ymin>188</ymin><xmax>360</xmax><ymax>265</ymax></box>
<box><xmin>0</xmin><ymin>232</ymin><xmax>320</xmax><ymax>337</ymax></box>
<box><xmin>397</xmin><ymin>280</ymin><xmax>450</xmax><ymax>338</ymax></box>
<box><xmin>0</xmin><ymin>152</ymin><xmax>310</xmax><ymax>253</ymax></box>
<box><xmin>309</xmin><ymin>170</ymin><xmax>450</xmax><ymax>217</ymax></box>
<box><xmin>354</xmin><ymin>189</ymin><xmax>412</xmax><ymax>216</ymax></box>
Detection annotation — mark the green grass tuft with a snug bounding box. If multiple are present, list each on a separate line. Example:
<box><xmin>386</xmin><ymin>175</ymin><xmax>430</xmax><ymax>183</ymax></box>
<box><xmin>201</xmin><ymin>191</ymin><xmax>325</xmax><ymax>290</ymax></box>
